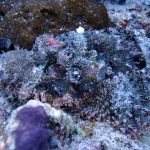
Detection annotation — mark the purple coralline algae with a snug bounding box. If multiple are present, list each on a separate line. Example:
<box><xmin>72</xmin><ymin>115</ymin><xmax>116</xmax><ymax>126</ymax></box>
<box><xmin>14</xmin><ymin>106</ymin><xmax>51</xmax><ymax>150</ymax></box>
<box><xmin>2</xmin><ymin>100</ymin><xmax>81</xmax><ymax>150</ymax></box>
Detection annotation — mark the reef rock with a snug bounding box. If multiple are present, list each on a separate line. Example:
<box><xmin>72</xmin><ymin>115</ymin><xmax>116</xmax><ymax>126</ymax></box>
<box><xmin>63</xmin><ymin>122</ymin><xmax>150</xmax><ymax>150</ymax></box>
<box><xmin>141</xmin><ymin>0</ymin><xmax>150</xmax><ymax>5</ymax></box>
<box><xmin>1</xmin><ymin>100</ymin><xmax>81</xmax><ymax>150</ymax></box>
<box><xmin>0</xmin><ymin>28</ymin><xmax>149</xmax><ymax>142</ymax></box>
<box><xmin>0</xmin><ymin>0</ymin><xmax>110</xmax><ymax>48</ymax></box>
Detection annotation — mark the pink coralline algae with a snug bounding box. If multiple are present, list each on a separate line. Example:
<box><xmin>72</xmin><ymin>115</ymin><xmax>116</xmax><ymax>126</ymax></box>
<box><xmin>46</xmin><ymin>35</ymin><xmax>64</xmax><ymax>48</ymax></box>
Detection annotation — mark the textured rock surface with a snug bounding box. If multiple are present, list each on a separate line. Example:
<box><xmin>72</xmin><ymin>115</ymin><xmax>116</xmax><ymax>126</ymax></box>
<box><xmin>0</xmin><ymin>0</ymin><xmax>110</xmax><ymax>48</ymax></box>
<box><xmin>2</xmin><ymin>100</ymin><xmax>81</xmax><ymax>150</ymax></box>
<box><xmin>1</xmin><ymin>101</ymin><xmax>150</xmax><ymax>150</ymax></box>
<box><xmin>0</xmin><ymin>29</ymin><xmax>149</xmax><ymax>141</ymax></box>
<box><xmin>138</xmin><ymin>0</ymin><xmax>150</xmax><ymax>5</ymax></box>
<box><xmin>63</xmin><ymin>122</ymin><xmax>150</xmax><ymax>150</ymax></box>
<box><xmin>0</xmin><ymin>1</ymin><xmax>150</xmax><ymax>149</ymax></box>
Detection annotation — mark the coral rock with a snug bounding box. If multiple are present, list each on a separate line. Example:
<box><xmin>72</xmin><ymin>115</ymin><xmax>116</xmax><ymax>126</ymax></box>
<box><xmin>0</xmin><ymin>0</ymin><xmax>110</xmax><ymax>48</ymax></box>
<box><xmin>3</xmin><ymin>100</ymin><xmax>82</xmax><ymax>150</ymax></box>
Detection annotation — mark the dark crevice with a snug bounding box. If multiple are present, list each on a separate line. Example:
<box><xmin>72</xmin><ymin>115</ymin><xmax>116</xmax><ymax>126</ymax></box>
<box><xmin>0</xmin><ymin>10</ymin><xmax>5</xmax><ymax>17</ymax></box>
<box><xmin>40</xmin><ymin>8</ymin><xmax>58</xmax><ymax>19</ymax></box>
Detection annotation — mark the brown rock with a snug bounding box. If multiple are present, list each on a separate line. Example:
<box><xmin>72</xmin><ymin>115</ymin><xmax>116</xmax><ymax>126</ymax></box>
<box><xmin>0</xmin><ymin>0</ymin><xmax>110</xmax><ymax>48</ymax></box>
